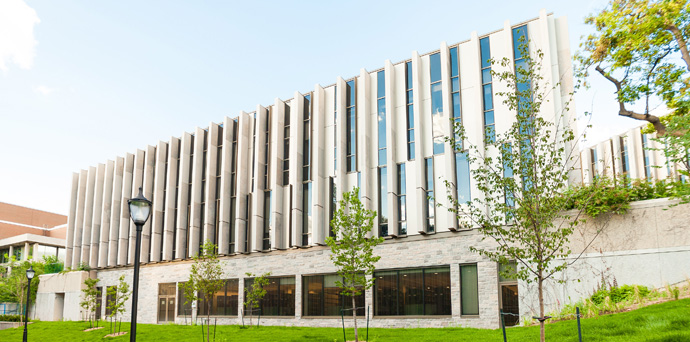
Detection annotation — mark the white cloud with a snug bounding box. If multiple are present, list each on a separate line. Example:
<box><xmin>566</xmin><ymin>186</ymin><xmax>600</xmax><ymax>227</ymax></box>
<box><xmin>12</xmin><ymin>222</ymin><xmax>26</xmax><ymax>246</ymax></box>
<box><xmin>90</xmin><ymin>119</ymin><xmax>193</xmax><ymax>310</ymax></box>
<box><xmin>34</xmin><ymin>85</ymin><xmax>55</xmax><ymax>95</ymax></box>
<box><xmin>0</xmin><ymin>0</ymin><xmax>40</xmax><ymax>72</ymax></box>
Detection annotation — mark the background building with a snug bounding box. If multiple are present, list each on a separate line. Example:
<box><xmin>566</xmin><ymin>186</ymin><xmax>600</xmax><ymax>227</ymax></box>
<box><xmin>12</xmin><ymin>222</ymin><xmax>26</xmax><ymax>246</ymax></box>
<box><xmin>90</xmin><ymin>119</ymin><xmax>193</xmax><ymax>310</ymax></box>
<box><xmin>40</xmin><ymin>10</ymin><xmax>688</xmax><ymax>328</ymax></box>
<box><xmin>0</xmin><ymin>202</ymin><xmax>66</xmax><ymax>269</ymax></box>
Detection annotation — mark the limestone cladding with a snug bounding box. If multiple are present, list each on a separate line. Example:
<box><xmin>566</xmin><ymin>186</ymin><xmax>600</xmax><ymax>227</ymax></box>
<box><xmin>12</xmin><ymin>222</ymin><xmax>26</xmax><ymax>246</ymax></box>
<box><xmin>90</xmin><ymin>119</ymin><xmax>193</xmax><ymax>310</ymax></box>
<box><xmin>96</xmin><ymin>230</ymin><xmax>501</xmax><ymax>329</ymax></box>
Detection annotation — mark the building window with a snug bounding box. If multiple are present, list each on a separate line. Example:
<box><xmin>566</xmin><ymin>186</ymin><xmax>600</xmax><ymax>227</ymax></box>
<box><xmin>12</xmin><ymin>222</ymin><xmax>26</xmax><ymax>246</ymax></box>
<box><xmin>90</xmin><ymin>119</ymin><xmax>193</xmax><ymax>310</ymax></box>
<box><xmin>105</xmin><ymin>285</ymin><xmax>116</xmax><ymax>316</ymax></box>
<box><xmin>334</xmin><ymin>86</ymin><xmax>337</xmax><ymax>173</ymax></box>
<box><xmin>177</xmin><ymin>282</ymin><xmax>192</xmax><ymax>317</ymax></box>
<box><xmin>186</xmin><ymin>134</ymin><xmax>194</xmax><ymax>259</ymax></box>
<box><xmin>302</xmin><ymin>274</ymin><xmax>365</xmax><ymax>316</ymax></box>
<box><xmin>503</xmin><ymin>144</ymin><xmax>515</xmax><ymax>208</ymax></box>
<box><xmin>197</xmin><ymin>279</ymin><xmax>239</xmax><ymax>316</ymax></box>
<box><xmin>303</xmin><ymin>182</ymin><xmax>312</xmax><ymax>246</ymax></box>
<box><xmin>405</xmin><ymin>61</ymin><xmax>415</xmax><ymax>160</ymax></box>
<box><xmin>455</xmin><ymin>152</ymin><xmax>471</xmax><ymax>204</ymax></box>
<box><xmin>450</xmin><ymin>46</ymin><xmax>462</xmax><ymax>146</ymax></box>
<box><xmin>397</xmin><ymin>163</ymin><xmax>407</xmax><ymax>235</ymax></box>
<box><xmin>460</xmin><ymin>264</ymin><xmax>479</xmax><ymax>315</ymax></box>
<box><xmin>377</xmin><ymin>70</ymin><xmax>387</xmax><ymax>166</ymax></box>
<box><xmin>245</xmin><ymin>276</ymin><xmax>295</xmax><ymax>316</ymax></box>
<box><xmin>374</xmin><ymin>266</ymin><xmax>451</xmax><ymax>316</ymax></box>
<box><xmin>480</xmin><ymin>37</ymin><xmax>495</xmax><ymax>144</ymax></box>
<box><xmin>346</xmin><ymin>80</ymin><xmax>357</xmax><ymax>172</ymax></box>
<box><xmin>263</xmin><ymin>191</ymin><xmax>272</xmax><ymax>251</ymax></box>
<box><xmin>328</xmin><ymin>177</ymin><xmax>336</xmax><ymax>238</ymax></box>
<box><xmin>200</xmin><ymin>131</ymin><xmax>208</xmax><ymax>251</ymax></box>
<box><xmin>229</xmin><ymin>121</ymin><xmax>238</xmax><ymax>254</ymax></box>
<box><xmin>284</xmin><ymin>104</ymin><xmax>291</xmax><ymax>186</ymax></box>
<box><xmin>590</xmin><ymin>148</ymin><xmax>598</xmax><ymax>178</ymax></box>
<box><xmin>425</xmin><ymin>158</ymin><xmax>435</xmax><ymax>233</ymax></box>
<box><xmin>378</xmin><ymin>166</ymin><xmax>388</xmax><ymax>237</ymax></box>
<box><xmin>430</xmin><ymin>52</ymin><xmax>444</xmax><ymax>155</ymax></box>
<box><xmin>303</xmin><ymin>94</ymin><xmax>312</xmax><ymax>181</ymax></box>
<box><xmin>173</xmin><ymin>139</ymin><xmax>180</xmax><ymax>259</ymax></box>
<box><xmin>642</xmin><ymin>133</ymin><xmax>652</xmax><ymax>180</ymax></box>
<box><xmin>214</xmin><ymin>126</ymin><xmax>223</xmax><ymax>247</ymax></box>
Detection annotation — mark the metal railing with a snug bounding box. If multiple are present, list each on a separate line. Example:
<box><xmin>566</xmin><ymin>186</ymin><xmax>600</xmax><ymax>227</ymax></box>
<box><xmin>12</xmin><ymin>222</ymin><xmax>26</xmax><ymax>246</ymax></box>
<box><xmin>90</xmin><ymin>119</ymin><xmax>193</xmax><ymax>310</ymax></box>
<box><xmin>500</xmin><ymin>307</ymin><xmax>584</xmax><ymax>342</ymax></box>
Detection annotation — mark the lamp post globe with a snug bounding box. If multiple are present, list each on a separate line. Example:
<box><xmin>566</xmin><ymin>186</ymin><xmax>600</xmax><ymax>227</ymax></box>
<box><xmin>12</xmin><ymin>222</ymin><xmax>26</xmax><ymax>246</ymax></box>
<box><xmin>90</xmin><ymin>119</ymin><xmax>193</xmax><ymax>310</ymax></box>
<box><xmin>127</xmin><ymin>187</ymin><xmax>151</xmax><ymax>342</ymax></box>
<box><xmin>23</xmin><ymin>266</ymin><xmax>35</xmax><ymax>342</ymax></box>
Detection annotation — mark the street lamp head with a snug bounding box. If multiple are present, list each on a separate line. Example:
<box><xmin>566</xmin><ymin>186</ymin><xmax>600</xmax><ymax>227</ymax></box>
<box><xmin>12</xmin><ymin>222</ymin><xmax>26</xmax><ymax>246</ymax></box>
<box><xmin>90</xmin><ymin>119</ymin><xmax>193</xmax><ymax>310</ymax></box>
<box><xmin>26</xmin><ymin>266</ymin><xmax>35</xmax><ymax>280</ymax></box>
<box><xmin>128</xmin><ymin>187</ymin><xmax>152</xmax><ymax>227</ymax></box>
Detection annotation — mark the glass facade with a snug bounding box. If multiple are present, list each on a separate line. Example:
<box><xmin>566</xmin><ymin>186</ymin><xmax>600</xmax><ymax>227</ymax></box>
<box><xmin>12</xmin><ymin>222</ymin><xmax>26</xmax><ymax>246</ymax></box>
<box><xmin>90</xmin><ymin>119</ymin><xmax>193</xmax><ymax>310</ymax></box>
<box><xmin>642</xmin><ymin>134</ymin><xmax>652</xmax><ymax>180</ymax></box>
<box><xmin>302</xmin><ymin>274</ymin><xmax>365</xmax><ymax>316</ymax></box>
<box><xmin>397</xmin><ymin>163</ymin><xmax>407</xmax><ymax>235</ymax></box>
<box><xmin>480</xmin><ymin>37</ymin><xmax>495</xmax><ymax>144</ymax></box>
<box><xmin>460</xmin><ymin>264</ymin><xmax>479</xmax><ymax>315</ymax></box>
<box><xmin>455</xmin><ymin>152</ymin><xmax>471</xmax><ymax>204</ymax></box>
<box><xmin>346</xmin><ymin>80</ymin><xmax>357</xmax><ymax>172</ymax></box>
<box><xmin>405</xmin><ymin>61</ymin><xmax>415</xmax><ymax>160</ymax></box>
<box><xmin>303</xmin><ymin>182</ymin><xmax>312</xmax><ymax>246</ymax></box>
<box><xmin>284</xmin><ymin>104</ymin><xmax>291</xmax><ymax>186</ymax></box>
<box><xmin>430</xmin><ymin>53</ymin><xmax>444</xmax><ymax>155</ymax></box>
<box><xmin>425</xmin><ymin>158</ymin><xmax>435</xmax><ymax>233</ymax></box>
<box><xmin>245</xmin><ymin>276</ymin><xmax>295</xmax><ymax>316</ymax></box>
<box><xmin>377</xmin><ymin>70</ymin><xmax>387</xmax><ymax>166</ymax></box>
<box><xmin>196</xmin><ymin>279</ymin><xmax>239</xmax><ymax>316</ymax></box>
<box><xmin>374</xmin><ymin>266</ymin><xmax>451</xmax><ymax>316</ymax></box>
<box><xmin>378</xmin><ymin>167</ymin><xmax>388</xmax><ymax>236</ymax></box>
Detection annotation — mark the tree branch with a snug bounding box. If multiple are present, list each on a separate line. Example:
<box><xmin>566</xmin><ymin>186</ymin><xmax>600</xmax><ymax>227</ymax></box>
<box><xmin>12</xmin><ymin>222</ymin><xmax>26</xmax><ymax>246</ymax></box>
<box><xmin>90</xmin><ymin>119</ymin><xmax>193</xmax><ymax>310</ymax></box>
<box><xmin>666</xmin><ymin>24</ymin><xmax>690</xmax><ymax>71</ymax></box>
<box><xmin>594</xmin><ymin>65</ymin><xmax>685</xmax><ymax>137</ymax></box>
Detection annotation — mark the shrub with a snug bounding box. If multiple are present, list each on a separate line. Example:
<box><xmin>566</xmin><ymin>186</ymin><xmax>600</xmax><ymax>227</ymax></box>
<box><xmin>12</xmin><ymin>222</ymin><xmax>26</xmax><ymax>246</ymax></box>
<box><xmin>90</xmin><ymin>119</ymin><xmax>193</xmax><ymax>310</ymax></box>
<box><xmin>0</xmin><ymin>314</ymin><xmax>22</xmax><ymax>322</ymax></box>
<box><xmin>591</xmin><ymin>284</ymin><xmax>649</xmax><ymax>305</ymax></box>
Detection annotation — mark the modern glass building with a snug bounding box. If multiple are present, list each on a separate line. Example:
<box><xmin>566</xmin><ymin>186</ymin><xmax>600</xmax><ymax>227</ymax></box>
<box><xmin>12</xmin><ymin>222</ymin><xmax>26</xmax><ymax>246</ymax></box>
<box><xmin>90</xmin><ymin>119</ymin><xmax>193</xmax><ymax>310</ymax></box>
<box><xmin>58</xmin><ymin>11</ymin><xmax>578</xmax><ymax>328</ymax></box>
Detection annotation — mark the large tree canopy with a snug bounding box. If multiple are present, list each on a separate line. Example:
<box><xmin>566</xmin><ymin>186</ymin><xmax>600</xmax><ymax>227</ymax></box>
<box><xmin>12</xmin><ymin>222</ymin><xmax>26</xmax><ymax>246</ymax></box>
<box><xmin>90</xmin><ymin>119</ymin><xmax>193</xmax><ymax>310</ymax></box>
<box><xmin>577</xmin><ymin>0</ymin><xmax>690</xmax><ymax>137</ymax></box>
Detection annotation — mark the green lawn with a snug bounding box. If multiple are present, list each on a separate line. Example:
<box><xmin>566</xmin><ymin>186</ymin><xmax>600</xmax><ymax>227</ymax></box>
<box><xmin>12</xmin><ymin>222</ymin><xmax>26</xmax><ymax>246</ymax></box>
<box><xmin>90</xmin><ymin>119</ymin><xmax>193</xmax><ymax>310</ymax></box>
<box><xmin>2</xmin><ymin>299</ymin><xmax>689</xmax><ymax>341</ymax></box>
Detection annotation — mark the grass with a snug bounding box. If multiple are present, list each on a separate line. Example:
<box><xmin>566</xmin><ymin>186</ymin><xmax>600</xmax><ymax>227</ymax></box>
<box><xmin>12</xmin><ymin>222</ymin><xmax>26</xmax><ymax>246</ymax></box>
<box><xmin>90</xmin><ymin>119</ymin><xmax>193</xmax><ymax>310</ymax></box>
<box><xmin>2</xmin><ymin>299</ymin><xmax>689</xmax><ymax>341</ymax></box>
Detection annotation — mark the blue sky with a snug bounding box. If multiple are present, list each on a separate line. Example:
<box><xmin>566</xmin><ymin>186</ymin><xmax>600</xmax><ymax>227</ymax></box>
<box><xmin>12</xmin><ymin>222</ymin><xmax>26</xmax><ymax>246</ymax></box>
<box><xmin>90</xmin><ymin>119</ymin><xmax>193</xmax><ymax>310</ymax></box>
<box><xmin>0</xmin><ymin>0</ymin><xmax>648</xmax><ymax>215</ymax></box>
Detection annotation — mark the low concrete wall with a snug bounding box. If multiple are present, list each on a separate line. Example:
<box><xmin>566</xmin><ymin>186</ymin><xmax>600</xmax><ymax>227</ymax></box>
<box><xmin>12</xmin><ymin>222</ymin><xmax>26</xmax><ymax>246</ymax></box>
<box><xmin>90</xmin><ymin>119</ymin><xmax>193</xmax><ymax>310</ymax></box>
<box><xmin>519</xmin><ymin>198</ymin><xmax>690</xmax><ymax>317</ymax></box>
<box><xmin>35</xmin><ymin>271</ymin><xmax>89</xmax><ymax>321</ymax></box>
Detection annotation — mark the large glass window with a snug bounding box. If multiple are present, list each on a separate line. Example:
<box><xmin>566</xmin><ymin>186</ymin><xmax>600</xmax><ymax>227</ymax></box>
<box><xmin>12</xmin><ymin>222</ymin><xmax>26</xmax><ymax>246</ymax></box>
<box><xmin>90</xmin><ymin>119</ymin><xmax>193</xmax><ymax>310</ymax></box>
<box><xmin>284</xmin><ymin>104</ymin><xmax>291</xmax><ymax>186</ymax></box>
<box><xmin>480</xmin><ymin>37</ymin><xmax>495</xmax><ymax>144</ymax></box>
<box><xmin>302</xmin><ymin>274</ymin><xmax>365</xmax><ymax>316</ymax></box>
<box><xmin>460</xmin><ymin>264</ymin><xmax>479</xmax><ymax>315</ymax></box>
<box><xmin>405</xmin><ymin>61</ymin><xmax>415</xmax><ymax>160</ymax></box>
<box><xmin>455</xmin><ymin>152</ymin><xmax>471</xmax><ymax>204</ymax></box>
<box><xmin>397</xmin><ymin>163</ymin><xmax>407</xmax><ymax>235</ymax></box>
<box><xmin>245</xmin><ymin>276</ymin><xmax>295</xmax><ymax>316</ymax></box>
<box><xmin>229</xmin><ymin>121</ymin><xmax>238</xmax><ymax>254</ymax></box>
<box><xmin>425</xmin><ymin>158</ymin><xmax>435</xmax><ymax>233</ymax></box>
<box><xmin>374</xmin><ymin>266</ymin><xmax>451</xmax><ymax>316</ymax></box>
<box><xmin>195</xmin><ymin>279</ymin><xmax>239</xmax><ymax>316</ymax></box>
<box><xmin>430</xmin><ymin>53</ymin><xmax>444</xmax><ymax>155</ymax></box>
<box><xmin>590</xmin><ymin>148</ymin><xmax>598</xmax><ymax>178</ymax></box>
<box><xmin>177</xmin><ymin>282</ymin><xmax>192</xmax><ymax>317</ymax></box>
<box><xmin>346</xmin><ymin>80</ymin><xmax>357</xmax><ymax>172</ymax></box>
<box><xmin>303</xmin><ymin>182</ymin><xmax>312</xmax><ymax>246</ymax></box>
<box><xmin>378</xmin><ymin>167</ymin><xmax>388</xmax><ymax>237</ymax></box>
<box><xmin>303</xmin><ymin>95</ymin><xmax>312</xmax><ymax>181</ymax></box>
<box><xmin>377</xmin><ymin>71</ymin><xmax>387</xmax><ymax>166</ymax></box>
<box><xmin>642</xmin><ymin>133</ymin><xmax>652</xmax><ymax>180</ymax></box>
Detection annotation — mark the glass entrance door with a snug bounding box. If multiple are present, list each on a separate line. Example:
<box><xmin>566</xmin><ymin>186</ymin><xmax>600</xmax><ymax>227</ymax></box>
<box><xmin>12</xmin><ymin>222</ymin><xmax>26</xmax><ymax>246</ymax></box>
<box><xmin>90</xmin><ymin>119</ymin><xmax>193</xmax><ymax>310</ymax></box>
<box><xmin>158</xmin><ymin>283</ymin><xmax>177</xmax><ymax>323</ymax></box>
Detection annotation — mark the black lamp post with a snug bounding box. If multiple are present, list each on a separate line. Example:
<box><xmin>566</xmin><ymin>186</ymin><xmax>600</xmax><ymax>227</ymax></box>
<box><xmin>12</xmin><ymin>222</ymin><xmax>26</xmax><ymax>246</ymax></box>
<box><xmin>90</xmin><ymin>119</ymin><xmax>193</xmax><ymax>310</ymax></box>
<box><xmin>23</xmin><ymin>265</ymin><xmax>35</xmax><ymax>342</ymax></box>
<box><xmin>127</xmin><ymin>187</ymin><xmax>151</xmax><ymax>342</ymax></box>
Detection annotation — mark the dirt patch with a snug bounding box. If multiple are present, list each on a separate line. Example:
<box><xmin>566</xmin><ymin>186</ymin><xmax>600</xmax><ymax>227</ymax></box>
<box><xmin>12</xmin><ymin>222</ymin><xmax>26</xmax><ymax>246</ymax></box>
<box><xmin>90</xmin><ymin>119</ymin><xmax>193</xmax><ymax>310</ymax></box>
<box><xmin>104</xmin><ymin>331</ymin><xmax>128</xmax><ymax>338</ymax></box>
<box><xmin>83</xmin><ymin>326</ymin><xmax>105</xmax><ymax>332</ymax></box>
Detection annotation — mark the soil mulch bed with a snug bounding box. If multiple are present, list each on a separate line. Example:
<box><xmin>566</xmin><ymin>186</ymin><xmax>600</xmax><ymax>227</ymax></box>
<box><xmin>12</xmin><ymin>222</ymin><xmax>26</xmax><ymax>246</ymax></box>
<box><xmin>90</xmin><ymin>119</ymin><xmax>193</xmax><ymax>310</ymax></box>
<box><xmin>104</xmin><ymin>331</ymin><xmax>128</xmax><ymax>338</ymax></box>
<box><xmin>83</xmin><ymin>326</ymin><xmax>105</xmax><ymax>332</ymax></box>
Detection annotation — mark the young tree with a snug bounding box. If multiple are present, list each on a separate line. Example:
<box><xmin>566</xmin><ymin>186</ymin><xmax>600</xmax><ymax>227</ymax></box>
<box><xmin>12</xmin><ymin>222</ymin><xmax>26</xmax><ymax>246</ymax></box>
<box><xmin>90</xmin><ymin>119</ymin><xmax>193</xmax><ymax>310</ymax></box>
<box><xmin>576</xmin><ymin>0</ymin><xmax>690</xmax><ymax>173</ymax></box>
<box><xmin>105</xmin><ymin>275</ymin><xmax>131</xmax><ymax>334</ymax></box>
<box><xmin>449</xmin><ymin>43</ymin><xmax>595</xmax><ymax>342</ymax></box>
<box><xmin>243</xmin><ymin>272</ymin><xmax>270</xmax><ymax>326</ymax></box>
<box><xmin>326</xmin><ymin>187</ymin><xmax>383</xmax><ymax>342</ymax></box>
<box><xmin>0</xmin><ymin>255</ymin><xmax>44</xmax><ymax>322</ymax></box>
<box><xmin>80</xmin><ymin>277</ymin><xmax>101</xmax><ymax>328</ymax></box>
<box><xmin>180</xmin><ymin>240</ymin><xmax>224</xmax><ymax>342</ymax></box>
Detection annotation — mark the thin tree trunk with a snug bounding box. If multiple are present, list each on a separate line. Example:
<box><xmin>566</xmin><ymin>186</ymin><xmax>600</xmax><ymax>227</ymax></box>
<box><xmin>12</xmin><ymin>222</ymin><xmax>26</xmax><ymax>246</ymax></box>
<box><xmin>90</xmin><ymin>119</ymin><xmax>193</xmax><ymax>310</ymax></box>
<box><xmin>207</xmin><ymin>299</ymin><xmax>211</xmax><ymax>342</ymax></box>
<box><xmin>539</xmin><ymin>278</ymin><xmax>545</xmax><ymax>342</ymax></box>
<box><xmin>352</xmin><ymin>295</ymin><xmax>358</xmax><ymax>342</ymax></box>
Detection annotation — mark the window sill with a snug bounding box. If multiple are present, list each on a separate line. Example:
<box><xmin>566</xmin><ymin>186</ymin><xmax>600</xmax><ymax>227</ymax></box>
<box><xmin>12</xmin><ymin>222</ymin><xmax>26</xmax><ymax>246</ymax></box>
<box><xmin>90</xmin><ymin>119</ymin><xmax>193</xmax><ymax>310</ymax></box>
<box><xmin>301</xmin><ymin>316</ymin><xmax>367</xmax><ymax>319</ymax></box>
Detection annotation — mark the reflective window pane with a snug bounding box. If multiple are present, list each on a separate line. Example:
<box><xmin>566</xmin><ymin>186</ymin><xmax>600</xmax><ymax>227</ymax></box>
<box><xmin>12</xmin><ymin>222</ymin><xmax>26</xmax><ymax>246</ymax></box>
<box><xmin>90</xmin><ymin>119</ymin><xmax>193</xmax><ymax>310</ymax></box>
<box><xmin>480</xmin><ymin>37</ymin><xmax>491</xmax><ymax>68</ymax></box>
<box><xmin>429</xmin><ymin>53</ymin><xmax>441</xmax><ymax>83</ymax></box>
<box><xmin>461</xmin><ymin>265</ymin><xmax>479</xmax><ymax>315</ymax></box>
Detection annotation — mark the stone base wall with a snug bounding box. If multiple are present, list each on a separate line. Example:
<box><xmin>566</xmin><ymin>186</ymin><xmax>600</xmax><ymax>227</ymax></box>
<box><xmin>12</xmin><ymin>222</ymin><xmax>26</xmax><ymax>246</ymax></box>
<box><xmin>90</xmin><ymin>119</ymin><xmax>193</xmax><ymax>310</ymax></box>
<box><xmin>96</xmin><ymin>230</ymin><xmax>501</xmax><ymax>329</ymax></box>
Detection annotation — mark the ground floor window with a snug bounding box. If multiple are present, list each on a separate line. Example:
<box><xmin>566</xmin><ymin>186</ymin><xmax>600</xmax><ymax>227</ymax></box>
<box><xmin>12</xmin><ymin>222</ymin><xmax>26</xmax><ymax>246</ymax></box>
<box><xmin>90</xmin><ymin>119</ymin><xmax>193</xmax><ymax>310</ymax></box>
<box><xmin>302</xmin><ymin>274</ymin><xmax>365</xmax><ymax>316</ymax></box>
<box><xmin>177</xmin><ymin>282</ymin><xmax>192</xmax><ymax>317</ymax></box>
<box><xmin>498</xmin><ymin>261</ymin><xmax>519</xmax><ymax>326</ymax></box>
<box><xmin>105</xmin><ymin>286</ymin><xmax>116</xmax><ymax>316</ymax></box>
<box><xmin>374</xmin><ymin>266</ymin><xmax>451</xmax><ymax>316</ymax></box>
<box><xmin>198</xmin><ymin>279</ymin><xmax>239</xmax><ymax>316</ymax></box>
<box><xmin>245</xmin><ymin>276</ymin><xmax>295</xmax><ymax>316</ymax></box>
<box><xmin>460</xmin><ymin>264</ymin><xmax>479</xmax><ymax>315</ymax></box>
